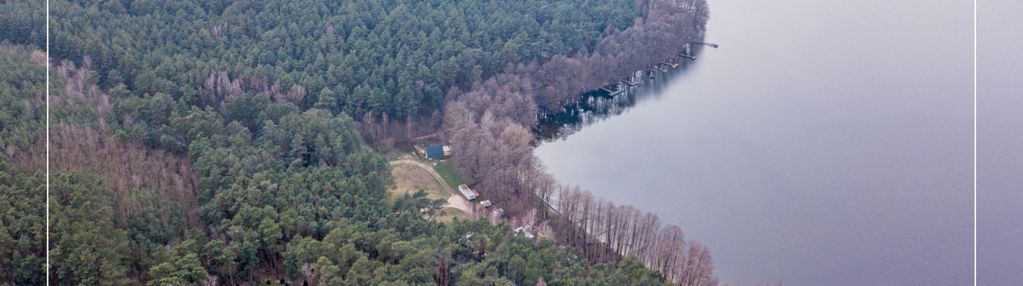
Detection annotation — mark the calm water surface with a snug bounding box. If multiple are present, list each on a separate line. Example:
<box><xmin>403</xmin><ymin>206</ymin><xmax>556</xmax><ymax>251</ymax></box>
<box><xmin>534</xmin><ymin>0</ymin><xmax>972</xmax><ymax>284</ymax></box>
<box><xmin>978</xmin><ymin>1</ymin><xmax>1023</xmax><ymax>285</ymax></box>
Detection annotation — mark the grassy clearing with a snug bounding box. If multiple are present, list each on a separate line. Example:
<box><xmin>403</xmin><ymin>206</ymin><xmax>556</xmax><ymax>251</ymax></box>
<box><xmin>387</xmin><ymin>164</ymin><xmax>448</xmax><ymax>201</ymax></box>
<box><xmin>387</xmin><ymin>163</ymin><xmax>468</xmax><ymax>221</ymax></box>
<box><xmin>434</xmin><ymin>160</ymin><xmax>472</xmax><ymax>187</ymax></box>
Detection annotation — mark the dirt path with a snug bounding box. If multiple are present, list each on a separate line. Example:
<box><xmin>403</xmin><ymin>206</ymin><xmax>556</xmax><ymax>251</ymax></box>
<box><xmin>389</xmin><ymin>160</ymin><xmax>473</xmax><ymax>214</ymax></box>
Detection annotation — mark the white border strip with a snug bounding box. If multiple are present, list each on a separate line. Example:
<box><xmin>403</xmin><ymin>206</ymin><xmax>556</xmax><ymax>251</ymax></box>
<box><xmin>45</xmin><ymin>0</ymin><xmax>51</xmax><ymax>284</ymax></box>
<box><xmin>972</xmin><ymin>0</ymin><xmax>978</xmax><ymax>285</ymax></box>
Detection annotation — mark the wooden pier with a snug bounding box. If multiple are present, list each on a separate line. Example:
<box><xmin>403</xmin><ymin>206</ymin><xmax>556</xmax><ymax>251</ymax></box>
<box><xmin>590</xmin><ymin>40</ymin><xmax>717</xmax><ymax>96</ymax></box>
<box><xmin>654</xmin><ymin>63</ymin><xmax>671</xmax><ymax>72</ymax></box>
<box><xmin>692</xmin><ymin>41</ymin><xmax>719</xmax><ymax>48</ymax></box>
<box><xmin>599</xmin><ymin>82</ymin><xmax>625</xmax><ymax>96</ymax></box>
<box><xmin>622</xmin><ymin>70</ymin><xmax>643</xmax><ymax>86</ymax></box>
<box><xmin>622</xmin><ymin>78</ymin><xmax>640</xmax><ymax>86</ymax></box>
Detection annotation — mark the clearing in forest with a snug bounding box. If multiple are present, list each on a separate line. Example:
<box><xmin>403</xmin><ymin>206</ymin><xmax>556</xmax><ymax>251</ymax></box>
<box><xmin>387</xmin><ymin>159</ymin><xmax>472</xmax><ymax>221</ymax></box>
<box><xmin>388</xmin><ymin>163</ymin><xmax>449</xmax><ymax>201</ymax></box>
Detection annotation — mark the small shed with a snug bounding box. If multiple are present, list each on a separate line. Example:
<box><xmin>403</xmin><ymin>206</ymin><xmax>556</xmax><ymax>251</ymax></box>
<box><xmin>425</xmin><ymin>144</ymin><xmax>451</xmax><ymax>160</ymax></box>
<box><xmin>458</xmin><ymin>184</ymin><xmax>478</xmax><ymax>201</ymax></box>
<box><xmin>514</xmin><ymin>226</ymin><xmax>535</xmax><ymax>239</ymax></box>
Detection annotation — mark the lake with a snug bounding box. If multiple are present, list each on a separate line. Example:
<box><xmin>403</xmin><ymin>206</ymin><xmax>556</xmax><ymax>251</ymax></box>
<box><xmin>978</xmin><ymin>1</ymin><xmax>1023</xmax><ymax>285</ymax></box>
<box><xmin>534</xmin><ymin>0</ymin><xmax>973</xmax><ymax>284</ymax></box>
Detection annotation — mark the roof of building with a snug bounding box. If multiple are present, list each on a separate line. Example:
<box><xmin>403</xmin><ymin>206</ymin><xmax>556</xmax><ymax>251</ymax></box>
<box><xmin>425</xmin><ymin>144</ymin><xmax>446</xmax><ymax>159</ymax></box>
<box><xmin>458</xmin><ymin>184</ymin><xmax>478</xmax><ymax>200</ymax></box>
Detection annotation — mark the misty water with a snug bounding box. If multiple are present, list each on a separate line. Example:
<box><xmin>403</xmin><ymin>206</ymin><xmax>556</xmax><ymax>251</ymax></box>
<box><xmin>534</xmin><ymin>0</ymin><xmax>972</xmax><ymax>284</ymax></box>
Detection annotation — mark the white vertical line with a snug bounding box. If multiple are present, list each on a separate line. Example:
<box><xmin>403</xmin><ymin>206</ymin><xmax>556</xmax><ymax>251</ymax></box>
<box><xmin>972</xmin><ymin>0</ymin><xmax>978</xmax><ymax>285</ymax></box>
<box><xmin>45</xmin><ymin>0</ymin><xmax>51</xmax><ymax>285</ymax></box>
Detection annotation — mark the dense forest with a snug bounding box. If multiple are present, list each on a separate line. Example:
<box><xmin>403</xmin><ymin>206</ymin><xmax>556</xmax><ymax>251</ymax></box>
<box><xmin>48</xmin><ymin>0</ymin><xmax>638</xmax><ymax>133</ymax></box>
<box><xmin>0</xmin><ymin>45</ymin><xmax>47</xmax><ymax>286</ymax></box>
<box><xmin>0</xmin><ymin>43</ymin><xmax>672</xmax><ymax>286</ymax></box>
<box><xmin>1</xmin><ymin>0</ymin><xmax>714</xmax><ymax>285</ymax></box>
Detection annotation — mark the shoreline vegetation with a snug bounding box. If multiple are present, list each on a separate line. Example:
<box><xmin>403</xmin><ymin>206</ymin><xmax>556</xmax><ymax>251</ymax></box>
<box><xmin>0</xmin><ymin>0</ymin><xmax>716</xmax><ymax>285</ymax></box>
<box><xmin>443</xmin><ymin>0</ymin><xmax>716</xmax><ymax>284</ymax></box>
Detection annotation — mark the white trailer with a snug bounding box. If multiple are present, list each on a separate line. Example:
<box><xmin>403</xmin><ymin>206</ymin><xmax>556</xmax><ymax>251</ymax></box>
<box><xmin>458</xmin><ymin>184</ymin><xmax>478</xmax><ymax>201</ymax></box>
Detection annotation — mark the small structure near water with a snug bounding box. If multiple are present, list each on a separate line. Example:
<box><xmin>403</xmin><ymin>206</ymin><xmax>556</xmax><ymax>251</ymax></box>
<box><xmin>599</xmin><ymin>82</ymin><xmax>625</xmax><ymax>96</ymax></box>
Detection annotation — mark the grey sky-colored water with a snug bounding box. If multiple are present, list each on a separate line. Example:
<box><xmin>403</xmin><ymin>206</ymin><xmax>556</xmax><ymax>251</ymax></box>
<box><xmin>978</xmin><ymin>0</ymin><xmax>1023</xmax><ymax>285</ymax></box>
<box><xmin>534</xmin><ymin>0</ymin><xmax>973</xmax><ymax>284</ymax></box>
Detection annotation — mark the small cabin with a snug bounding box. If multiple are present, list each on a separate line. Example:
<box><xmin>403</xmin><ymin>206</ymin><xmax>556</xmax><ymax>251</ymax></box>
<box><xmin>458</xmin><ymin>184</ymin><xmax>478</xmax><ymax>201</ymax></box>
<box><xmin>423</xmin><ymin>144</ymin><xmax>452</xmax><ymax>160</ymax></box>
